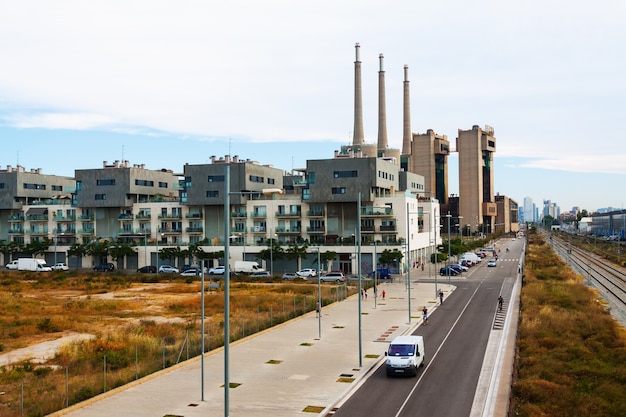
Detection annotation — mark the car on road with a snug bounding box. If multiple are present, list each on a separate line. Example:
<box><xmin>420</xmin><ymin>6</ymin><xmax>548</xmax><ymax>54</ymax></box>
<box><xmin>282</xmin><ymin>272</ymin><xmax>298</xmax><ymax>280</ymax></box>
<box><xmin>158</xmin><ymin>265</ymin><xmax>179</xmax><ymax>274</ymax></box>
<box><xmin>487</xmin><ymin>259</ymin><xmax>497</xmax><ymax>267</ymax></box>
<box><xmin>320</xmin><ymin>271</ymin><xmax>345</xmax><ymax>283</ymax></box>
<box><xmin>296</xmin><ymin>268</ymin><xmax>316</xmax><ymax>277</ymax></box>
<box><xmin>137</xmin><ymin>265</ymin><xmax>157</xmax><ymax>273</ymax></box>
<box><xmin>209</xmin><ymin>266</ymin><xmax>225</xmax><ymax>275</ymax></box>
<box><xmin>93</xmin><ymin>263</ymin><xmax>115</xmax><ymax>272</ymax></box>
<box><xmin>251</xmin><ymin>271</ymin><xmax>271</xmax><ymax>278</ymax></box>
<box><xmin>52</xmin><ymin>262</ymin><xmax>69</xmax><ymax>271</ymax></box>
<box><xmin>439</xmin><ymin>266</ymin><xmax>459</xmax><ymax>276</ymax></box>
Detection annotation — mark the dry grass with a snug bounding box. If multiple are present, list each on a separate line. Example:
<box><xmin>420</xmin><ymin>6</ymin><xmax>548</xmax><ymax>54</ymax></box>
<box><xmin>0</xmin><ymin>272</ymin><xmax>357</xmax><ymax>416</ymax></box>
<box><xmin>511</xmin><ymin>232</ymin><xmax>626</xmax><ymax>417</ymax></box>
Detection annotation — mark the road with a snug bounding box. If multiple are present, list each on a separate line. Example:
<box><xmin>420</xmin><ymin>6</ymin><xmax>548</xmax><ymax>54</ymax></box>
<box><xmin>332</xmin><ymin>240</ymin><xmax>522</xmax><ymax>417</ymax></box>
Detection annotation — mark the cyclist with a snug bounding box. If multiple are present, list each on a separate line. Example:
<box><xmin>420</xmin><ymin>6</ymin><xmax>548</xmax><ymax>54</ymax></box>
<box><xmin>422</xmin><ymin>306</ymin><xmax>428</xmax><ymax>325</ymax></box>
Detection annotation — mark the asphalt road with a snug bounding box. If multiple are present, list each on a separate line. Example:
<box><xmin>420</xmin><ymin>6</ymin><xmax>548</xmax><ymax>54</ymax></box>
<box><xmin>332</xmin><ymin>241</ymin><xmax>522</xmax><ymax>417</ymax></box>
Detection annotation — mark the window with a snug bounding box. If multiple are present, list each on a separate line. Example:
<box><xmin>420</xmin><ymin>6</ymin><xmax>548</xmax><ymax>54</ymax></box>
<box><xmin>0</xmin><ymin>183</ymin><xmax>4</xmax><ymax>189</ymax></box>
<box><xmin>184</xmin><ymin>177</ymin><xmax>192</xmax><ymax>188</ymax></box>
<box><xmin>97</xmin><ymin>179</ymin><xmax>116</xmax><ymax>186</ymax></box>
<box><xmin>52</xmin><ymin>185</ymin><xmax>63</xmax><ymax>191</ymax></box>
<box><xmin>158</xmin><ymin>182</ymin><xmax>168</xmax><ymax>188</ymax></box>
<box><xmin>307</xmin><ymin>172</ymin><xmax>315</xmax><ymax>184</ymax></box>
<box><xmin>332</xmin><ymin>187</ymin><xmax>346</xmax><ymax>194</ymax></box>
<box><xmin>135</xmin><ymin>179</ymin><xmax>154</xmax><ymax>186</ymax></box>
<box><xmin>206</xmin><ymin>190</ymin><xmax>219</xmax><ymax>198</ymax></box>
<box><xmin>208</xmin><ymin>175</ymin><xmax>225</xmax><ymax>182</ymax></box>
<box><xmin>23</xmin><ymin>183</ymin><xmax>46</xmax><ymax>190</ymax></box>
<box><xmin>268</xmin><ymin>178</ymin><xmax>275</xmax><ymax>185</ymax></box>
<box><xmin>333</xmin><ymin>170</ymin><xmax>358</xmax><ymax>178</ymax></box>
<box><xmin>249</xmin><ymin>175</ymin><xmax>264</xmax><ymax>183</ymax></box>
<box><xmin>95</xmin><ymin>194</ymin><xmax>106</xmax><ymax>200</ymax></box>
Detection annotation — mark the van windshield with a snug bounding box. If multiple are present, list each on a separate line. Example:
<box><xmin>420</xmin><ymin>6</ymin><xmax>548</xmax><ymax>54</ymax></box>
<box><xmin>389</xmin><ymin>344</ymin><xmax>414</xmax><ymax>356</ymax></box>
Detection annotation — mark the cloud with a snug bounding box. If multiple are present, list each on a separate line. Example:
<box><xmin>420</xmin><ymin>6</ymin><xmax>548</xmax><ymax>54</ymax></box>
<box><xmin>2</xmin><ymin>112</ymin><xmax>115</xmax><ymax>130</ymax></box>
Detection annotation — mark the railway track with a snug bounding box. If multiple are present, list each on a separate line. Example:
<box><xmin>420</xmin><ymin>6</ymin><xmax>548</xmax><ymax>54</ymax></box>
<box><xmin>549</xmin><ymin>233</ymin><xmax>626</xmax><ymax>325</ymax></box>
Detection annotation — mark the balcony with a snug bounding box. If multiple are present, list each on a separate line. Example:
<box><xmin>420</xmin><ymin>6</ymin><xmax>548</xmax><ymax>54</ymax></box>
<box><xmin>56</xmin><ymin>229</ymin><xmax>76</xmax><ymax>236</ymax></box>
<box><xmin>8</xmin><ymin>214</ymin><xmax>25</xmax><ymax>221</ymax></box>
<box><xmin>79</xmin><ymin>214</ymin><xmax>94</xmax><ymax>220</ymax></box>
<box><xmin>250</xmin><ymin>212</ymin><xmax>267</xmax><ymax>219</ymax></box>
<box><xmin>185</xmin><ymin>226</ymin><xmax>204</xmax><ymax>234</ymax></box>
<box><xmin>78</xmin><ymin>229</ymin><xmax>95</xmax><ymax>235</ymax></box>
<box><xmin>361</xmin><ymin>207</ymin><xmax>394</xmax><ymax>217</ymax></box>
<box><xmin>307</xmin><ymin>226</ymin><xmax>326</xmax><ymax>234</ymax></box>
<box><xmin>276</xmin><ymin>227</ymin><xmax>302</xmax><ymax>234</ymax></box>
<box><xmin>53</xmin><ymin>214</ymin><xmax>76</xmax><ymax>222</ymax></box>
<box><xmin>250</xmin><ymin>226</ymin><xmax>267</xmax><ymax>234</ymax></box>
<box><xmin>25</xmin><ymin>215</ymin><xmax>48</xmax><ymax>222</ymax></box>
<box><xmin>158</xmin><ymin>227</ymin><xmax>182</xmax><ymax>235</ymax></box>
<box><xmin>379</xmin><ymin>225</ymin><xmax>397</xmax><ymax>233</ymax></box>
<box><xmin>118</xmin><ymin>213</ymin><xmax>133</xmax><ymax>220</ymax></box>
<box><xmin>307</xmin><ymin>210</ymin><xmax>325</xmax><ymax>217</ymax></box>
<box><xmin>26</xmin><ymin>229</ymin><xmax>49</xmax><ymax>235</ymax></box>
<box><xmin>136</xmin><ymin>213</ymin><xmax>152</xmax><ymax>219</ymax></box>
<box><xmin>158</xmin><ymin>213</ymin><xmax>182</xmax><ymax>219</ymax></box>
<box><xmin>186</xmin><ymin>212</ymin><xmax>203</xmax><ymax>219</ymax></box>
<box><xmin>231</xmin><ymin>212</ymin><xmax>247</xmax><ymax>218</ymax></box>
<box><xmin>8</xmin><ymin>229</ymin><xmax>24</xmax><ymax>234</ymax></box>
<box><xmin>361</xmin><ymin>225</ymin><xmax>375</xmax><ymax>233</ymax></box>
<box><xmin>276</xmin><ymin>211</ymin><xmax>301</xmax><ymax>218</ymax></box>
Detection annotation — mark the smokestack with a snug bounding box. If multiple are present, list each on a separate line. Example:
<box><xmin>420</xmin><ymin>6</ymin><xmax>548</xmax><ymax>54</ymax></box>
<box><xmin>352</xmin><ymin>43</ymin><xmax>364</xmax><ymax>145</ymax></box>
<box><xmin>402</xmin><ymin>65</ymin><xmax>412</xmax><ymax>155</ymax></box>
<box><xmin>377</xmin><ymin>53</ymin><xmax>388</xmax><ymax>152</ymax></box>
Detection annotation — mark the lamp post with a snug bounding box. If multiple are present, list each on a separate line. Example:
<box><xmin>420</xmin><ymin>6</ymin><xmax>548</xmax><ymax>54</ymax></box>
<box><xmin>423</xmin><ymin>211</ymin><xmax>437</xmax><ymax>297</ymax></box>
<box><xmin>156</xmin><ymin>234</ymin><xmax>159</xmax><ymax>275</ymax></box>
<box><xmin>406</xmin><ymin>202</ymin><xmax>412</xmax><ymax>323</ymax></box>
<box><xmin>373</xmin><ymin>240</ymin><xmax>377</xmax><ymax>309</ymax></box>
<box><xmin>314</xmin><ymin>247</ymin><xmax>321</xmax><ymax>339</ymax></box>
<box><xmin>445</xmin><ymin>212</ymin><xmax>462</xmax><ymax>287</ymax></box>
<box><xmin>54</xmin><ymin>227</ymin><xmax>58</xmax><ymax>267</ymax></box>
<box><xmin>357</xmin><ymin>192</ymin><xmax>362</xmax><ymax>367</ymax></box>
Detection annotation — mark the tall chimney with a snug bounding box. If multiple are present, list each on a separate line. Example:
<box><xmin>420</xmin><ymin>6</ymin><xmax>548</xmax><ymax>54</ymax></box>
<box><xmin>352</xmin><ymin>43</ymin><xmax>364</xmax><ymax>145</ymax></box>
<box><xmin>377</xmin><ymin>53</ymin><xmax>388</xmax><ymax>152</ymax></box>
<box><xmin>402</xmin><ymin>65</ymin><xmax>412</xmax><ymax>155</ymax></box>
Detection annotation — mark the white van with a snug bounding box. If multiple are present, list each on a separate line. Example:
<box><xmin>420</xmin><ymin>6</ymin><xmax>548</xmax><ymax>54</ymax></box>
<box><xmin>385</xmin><ymin>335</ymin><xmax>425</xmax><ymax>377</ymax></box>
<box><xmin>461</xmin><ymin>252</ymin><xmax>481</xmax><ymax>264</ymax></box>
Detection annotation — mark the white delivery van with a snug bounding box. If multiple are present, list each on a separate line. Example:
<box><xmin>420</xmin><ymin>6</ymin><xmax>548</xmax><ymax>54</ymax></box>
<box><xmin>385</xmin><ymin>335</ymin><xmax>425</xmax><ymax>377</ymax></box>
<box><xmin>461</xmin><ymin>252</ymin><xmax>481</xmax><ymax>264</ymax></box>
<box><xmin>17</xmin><ymin>258</ymin><xmax>52</xmax><ymax>272</ymax></box>
<box><xmin>233</xmin><ymin>261</ymin><xmax>265</xmax><ymax>274</ymax></box>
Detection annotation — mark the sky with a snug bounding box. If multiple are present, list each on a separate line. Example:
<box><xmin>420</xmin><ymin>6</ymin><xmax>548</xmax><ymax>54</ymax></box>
<box><xmin>1</xmin><ymin>1</ymin><xmax>625</xmax><ymax>213</ymax></box>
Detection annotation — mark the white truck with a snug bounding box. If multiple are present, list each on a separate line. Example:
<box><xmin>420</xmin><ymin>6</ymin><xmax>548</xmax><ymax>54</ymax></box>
<box><xmin>233</xmin><ymin>261</ymin><xmax>265</xmax><ymax>274</ymax></box>
<box><xmin>16</xmin><ymin>258</ymin><xmax>52</xmax><ymax>272</ymax></box>
<box><xmin>385</xmin><ymin>335</ymin><xmax>425</xmax><ymax>377</ymax></box>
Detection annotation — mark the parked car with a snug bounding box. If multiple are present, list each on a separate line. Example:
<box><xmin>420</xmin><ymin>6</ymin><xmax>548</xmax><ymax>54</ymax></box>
<box><xmin>296</xmin><ymin>268</ymin><xmax>316</xmax><ymax>277</ymax></box>
<box><xmin>460</xmin><ymin>259</ymin><xmax>473</xmax><ymax>268</ymax></box>
<box><xmin>320</xmin><ymin>271</ymin><xmax>345</xmax><ymax>283</ymax></box>
<box><xmin>52</xmin><ymin>262</ymin><xmax>69</xmax><ymax>271</ymax></box>
<box><xmin>137</xmin><ymin>265</ymin><xmax>157</xmax><ymax>273</ymax></box>
<box><xmin>181</xmin><ymin>268</ymin><xmax>203</xmax><ymax>276</ymax></box>
<box><xmin>250</xmin><ymin>271</ymin><xmax>271</xmax><ymax>278</ymax></box>
<box><xmin>93</xmin><ymin>263</ymin><xmax>115</xmax><ymax>272</ymax></box>
<box><xmin>209</xmin><ymin>266</ymin><xmax>225</xmax><ymax>275</ymax></box>
<box><xmin>487</xmin><ymin>259</ymin><xmax>497</xmax><ymax>267</ymax></box>
<box><xmin>439</xmin><ymin>266</ymin><xmax>459</xmax><ymax>276</ymax></box>
<box><xmin>158</xmin><ymin>265</ymin><xmax>179</xmax><ymax>274</ymax></box>
<box><xmin>450</xmin><ymin>263</ymin><xmax>468</xmax><ymax>272</ymax></box>
<box><xmin>282</xmin><ymin>272</ymin><xmax>298</xmax><ymax>280</ymax></box>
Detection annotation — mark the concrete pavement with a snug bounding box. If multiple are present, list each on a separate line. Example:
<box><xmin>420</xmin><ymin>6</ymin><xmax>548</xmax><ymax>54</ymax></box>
<box><xmin>50</xmin><ymin>263</ymin><xmax>516</xmax><ymax>417</ymax></box>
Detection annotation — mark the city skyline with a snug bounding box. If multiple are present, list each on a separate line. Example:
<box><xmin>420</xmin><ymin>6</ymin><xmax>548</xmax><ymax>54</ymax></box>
<box><xmin>1</xmin><ymin>1</ymin><xmax>624</xmax><ymax>212</ymax></box>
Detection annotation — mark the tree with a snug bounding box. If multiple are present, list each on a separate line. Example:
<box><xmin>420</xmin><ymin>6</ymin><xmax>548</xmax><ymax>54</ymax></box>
<box><xmin>85</xmin><ymin>239</ymin><xmax>111</xmax><ymax>264</ymax></box>
<box><xmin>379</xmin><ymin>249</ymin><xmax>403</xmax><ymax>268</ymax></box>
<box><xmin>23</xmin><ymin>238</ymin><xmax>51</xmax><ymax>257</ymax></box>
<box><xmin>68</xmin><ymin>242</ymin><xmax>88</xmax><ymax>268</ymax></box>
<box><xmin>109</xmin><ymin>241</ymin><xmax>135</xmax><ymax>262</ymax></box>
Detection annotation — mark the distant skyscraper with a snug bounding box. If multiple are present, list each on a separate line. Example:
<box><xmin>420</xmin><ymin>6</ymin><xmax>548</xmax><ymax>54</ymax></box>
<box><xmin>523</xmin><ymin>197</ymin><xmax>534</xmax><ymax>223</ymax></box>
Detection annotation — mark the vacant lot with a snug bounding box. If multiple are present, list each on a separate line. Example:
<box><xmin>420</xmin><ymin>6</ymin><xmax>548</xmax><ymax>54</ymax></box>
<box><xmin>0</xmin><ymin>270</ymin><xmax>350</xmax><ymax>416</ymax></box>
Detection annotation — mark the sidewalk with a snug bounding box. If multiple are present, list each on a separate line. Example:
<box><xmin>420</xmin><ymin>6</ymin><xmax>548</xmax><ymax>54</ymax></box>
<box><xmin>52</xmin><ymin>269</ymin><xmax>452</xmax><ymax>417</ymax></box>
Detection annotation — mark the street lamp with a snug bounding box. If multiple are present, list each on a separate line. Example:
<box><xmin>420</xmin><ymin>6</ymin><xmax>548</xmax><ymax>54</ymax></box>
<box><xmin>357</xmin><ymin>192</ymin><xmax>363</xmax><ymax>367</ymax></box>
<box><xmin>406</xmin><ymin>202</ymin><xmax>412</xmax><ymax>323</ymax></box>
<box><xmin>314</xmin><ymin>247</ymin><xmax>321</xmax><ymax>339</ymax></box>
<box><xmin>445</xmin><ymin>212</ymin><xmax>462</xmax><ymax>287</ymax></box>
<box><xmin>423</xmin><ymin>211</ymin><xmax>437</xmax><ymax>297</ymax></box>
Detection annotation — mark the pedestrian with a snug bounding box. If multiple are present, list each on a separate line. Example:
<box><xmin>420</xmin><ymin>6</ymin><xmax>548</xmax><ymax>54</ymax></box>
<box><xmin>439</xmin><ymin>290</ymin><xmax>444</xmax><ymax>304</ymax></box>
<box><xmin>422</xmin><ymin>306</ymin><xmax>428</xmax><ymax>325</ymax></box>
<box><xmin>498</xmin><ymin>295</ymin><xmax>503</xmax><ymax>311</ymax></box>
<box><xmin>364</xmin><ymin>288</ymin><xmax>368</xmax><ymax>300</ymax></box>
<box><xmin>361</xmin><ymin>288</ymin><xmax>365</xmax><ymax>300</ymax></box>
<box><xmin>382</xmin><ymin>290</ymin><xmax>386</xmax><ymax>300</ymax></box>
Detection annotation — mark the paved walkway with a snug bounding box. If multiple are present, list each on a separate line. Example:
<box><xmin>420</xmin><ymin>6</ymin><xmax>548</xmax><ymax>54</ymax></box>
<box><xmin>49</xmin><ymin>269</ymin><xmax>450</xmax><ymax>417</ymax></box>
